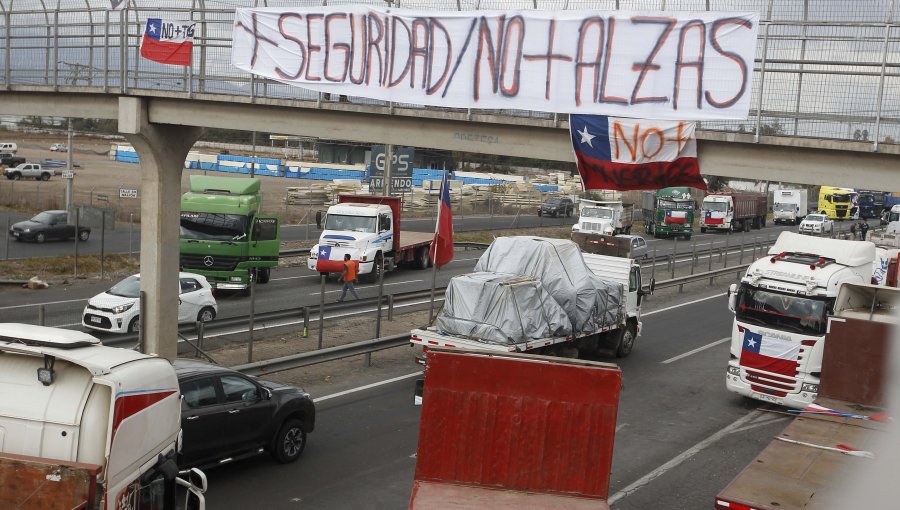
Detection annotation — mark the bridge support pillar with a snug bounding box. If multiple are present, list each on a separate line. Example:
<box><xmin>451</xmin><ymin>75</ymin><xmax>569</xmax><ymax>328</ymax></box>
<box><xmin>119</xmin><ymin>97</ymin><xmax>202</xmax><ymax>360</ymax></box>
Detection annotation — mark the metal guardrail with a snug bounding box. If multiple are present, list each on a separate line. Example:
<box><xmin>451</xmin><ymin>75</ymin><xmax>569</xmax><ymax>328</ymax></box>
<box><xmin>653</xmin><ymin>264</ymin><xmax>751</xmax><ymax>290</ymax></box>
<box><xmin>232</xmin><ymin>334</ymin><xmax>411</xmax><ymax>377</ymax></box>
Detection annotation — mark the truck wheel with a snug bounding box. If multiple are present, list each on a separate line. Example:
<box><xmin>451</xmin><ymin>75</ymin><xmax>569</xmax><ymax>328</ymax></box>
<box><xmin>416</xmin><ymin>246</ymin><xmax>429</xmax><ymax>270</ymax></box>
<box><xmin>35</xmin><ymin>232</ymin><xmax>46</xmax><ymax>243</ymax></box>
<box><xmin>364</xmin><ymin>253</ymin><xmax>384</xmax><ymax>283</ymax></box>
<box><xmin>257</xmin><ymin>267</ymin><xmax>271</xmax><ymax>284</ymax></box>
<box><xmin>761</xmin><ymin>216</ymin><xmax>766</xmax><ymax>227</ymax></box>
<box><xmin>78</xmin><ymin>230</ymin><xmax>90</xmax><ymax>242</ymax></box>
<box><xmin>624</xmin><ymin>226</ymin><xmax>631</xmax><ymax>234</ymax></box>
<box><xmin>271</xmin><ymin>419</ymin><xmax>306</xmax><ymax>463</ymax></box>
<box><xmin>700</xmin><ymin>227</ymin><xmax>707</xmax><ymax>233</ymax></box>
<box><xmin>616</xmin><ymin>323</ymin><xmax>637</xmax><ymax>358</ymax></box>
<box><xmin>10</xmin><ymin>172</ymin><xmax>21</xmax><ymax>180</ymax></box>
<box><xmin>128</xmin><ymin>316</ymin><xmax>140</xmax><ymax>333</ymax></box>
<box><xmin>40</xmin><ymin>173</ymin><xmax>50</xmax><ymax>181</ymax></box>
<box><xmin>683</xmin><ymin>234</ymin><xmax>692</xmax><ymax>241</ymax></box>
<box><xmin>743</xmin><ymin>220</ymin><xmax>751</xmax><ymax>232</ymax></box>
<box><xmin>646</xmin><ymin>223</ymin><xmax>654</xmax><ymax>235</ymax></box>
<box><xmin>537</xmin><ymin>210</ymin><xmax>542</xmax><ymax>217</ymax></box>
<box><xmin>566</xmin><ymin>208</ymin><xmax>572</xmax><ymax>218</ymax></box>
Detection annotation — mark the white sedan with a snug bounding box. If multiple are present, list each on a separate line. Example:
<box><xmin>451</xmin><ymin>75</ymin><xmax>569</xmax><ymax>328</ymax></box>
<box><xmin>83</xmin><ymin>272</ymin><xmax>217</xmax><ymax>334</ymax></box>
<box><xmin>799</xmin><ymin>214</ymin><xmax>834</xmax><ymax>235</ymax></box>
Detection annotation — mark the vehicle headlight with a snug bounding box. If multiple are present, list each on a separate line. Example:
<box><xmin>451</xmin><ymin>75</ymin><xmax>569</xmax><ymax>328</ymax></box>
<box><xmin>230</xmin><ymin>276</ymin><xmax>243</xmax><ymax>282</ymax></box>
<box><xmin>23</xmin><ymin>228</ymin><xmax>30</xmax><ymax>233</ymax></box>
<box><xmin>801</xmin><ymin>383</ymin><xmax>819</xmax><ymax>393</ymax></box>
<box><xmin>727</xmin><ymin>365</ymin><xmax>740</xmax><ymax>376</ymax></box>
<box><xmin>111</xmin><ymin>302</ymin><xmax>134</xmax><ymax>314</ymax></box>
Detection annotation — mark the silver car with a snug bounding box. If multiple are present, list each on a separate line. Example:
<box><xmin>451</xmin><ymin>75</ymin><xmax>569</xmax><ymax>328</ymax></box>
<box><xmin>616</xmin><ymin>234</ymin><xmax>649</xmax><ymax>259</ymax></box>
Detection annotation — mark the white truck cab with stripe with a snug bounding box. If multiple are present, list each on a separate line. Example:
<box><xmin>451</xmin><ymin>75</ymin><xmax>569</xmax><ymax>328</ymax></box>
<box><xmin>0</xmin><ymin>324</ymin><xmax>206</xmax><ymax>510</ymax></box>
<box><xmin>725</xmin><ymin>232</ymin><xmax>875</xmax><ymax>409</ymax></box>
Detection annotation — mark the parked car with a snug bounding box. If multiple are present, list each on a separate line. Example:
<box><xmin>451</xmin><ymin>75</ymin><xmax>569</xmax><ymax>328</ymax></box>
<box><xmin>82</xmin><ymin>272</ymin><xmax>217</xmax><ymax>334</ymax></box>
<box><xmin>799</xmin><ymin>213</ymin><xmax>834</xmax><ymax>235</ymax></box>
<box><xmin>616</xmin><ymin>234</ymin><xmax>649</xmax><ymax>259</ymax></box>
<box><xmin>538</xmin><ymin>197</ymin><xmax>574</xmax><ymax>217</ymax></box>
<box><xmin>172</xmin><ymin>359</ymin><xmax>316</xmax><ymax>469</ymax></box>
<box><xmin>9</xmin><ymin>210</ymin><xmax>90</xmax><ymax>242</ymax></box>
<box><xmin>49</xmin><ymin>143</ymin><xmax>67</xmax><ymax>152</ymax></box>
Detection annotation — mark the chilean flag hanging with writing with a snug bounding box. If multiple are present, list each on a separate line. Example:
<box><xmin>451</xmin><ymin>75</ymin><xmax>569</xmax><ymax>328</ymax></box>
<box><xmin>570</xmin><ymin>115</ymin><xmax>706</xmax><ymax>191</ymax></box>
<box><xmin>429</xmin><ymin>172</ymin><xmax>453</xmax><ymax>269</ymax></box>
<box><xmin>140</xmin><ymin>19</ymin><xmax>196</xmax><ymax>67</ymax></box>
<box><xmin>739</xmin><ymin>329</ymin><xmax>800</xmax><ymax>377</ymax></box>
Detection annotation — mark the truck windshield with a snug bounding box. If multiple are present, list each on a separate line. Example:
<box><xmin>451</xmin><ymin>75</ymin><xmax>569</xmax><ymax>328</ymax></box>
<box><xmin>324</xmin><ymin>214</ymin><xmax>377</xmax><ymax>233</ymax></box>
<box><xmin>773</xmin><ymin>203</ymin><xmax>795</xmax><ymax>212</ymax></box>
<box><xmin>832</xmin><ymin>193</ymin><xmax>851</xmax><ymax>203</ymax></box>
<box><xmin>180</xmin><ymin>212</ymin><xmax>249</xmax><ymax>241</ymax></box>
<box><xmin>703</xmin><ymin>202</ymin><xmax>728</xmax><ymax>212</ymax></box>
<box><xmin>581</xmin><ymin>207</ymin><xmax>612</xmax><ymax>219</ymax></box>
<box><xmin>658</xmin><ymin>199</ymin><xmax>694</xmax><ymax>210</ymax></box>
<box><xmin>736</xmin><ymin>285</ymin><xmax>830</xmax><ymax>336</ymax></box>
<box><xmin>890</xmin><ymin>212</ymin><xmax>900</xmax><ymax>222</ymax></box>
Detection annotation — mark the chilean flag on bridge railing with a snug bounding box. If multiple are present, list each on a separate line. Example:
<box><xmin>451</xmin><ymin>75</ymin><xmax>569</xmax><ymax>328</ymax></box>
<box><xmin>429</xmin><ymin>172</ymin><xmax>454</xmax><ymax>269</ymax></box>
<box><xmin>140</xmin><ymin>19</ymin><xmax>196</xmax><ymax>67</ymax></box>
<box><xmin>569</xmin><ymin>115</ymin><xmax>706</xmax><ymax>191</ymax></box>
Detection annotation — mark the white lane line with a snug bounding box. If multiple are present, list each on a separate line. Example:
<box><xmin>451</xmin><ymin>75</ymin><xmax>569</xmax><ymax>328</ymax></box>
<box><xmin>616</xmin><ymin>423</ymin><xmax>628</xmax><ymax>432</ymax></box>
<box><xmin>642</xmin><ymin>293</ymin><xmax>727</xmax><ymax>317</ymax></box>
<box><xmin>729</xmin><ymin>416</ymin><xmax>789</xmax><ymax>435</ymax></box>
<box><xmin>660</xmin><ymin>337</ymin><xmax>730</xmax><ymax>364</ymax></box>
<box><xmin>271</xmin><ymin>275</ymin><xmax>321</xmax><ymax>281</ymax></box>
<box><xmin>447</xmin><ymin>257</ymin><xmax>482</xmax><ymax>263</ymax></box>
<box><xmin>307</xmin><ymin>279</ymin><xmax>424</xmax><ymax>296</ymax></box>
<box><xmin>313</xmin><ymin>371</ymin><xmax>422</xmax><ymax>403</ymax></box>
<box><xmin>608</xmin><ymin>410</ymin><xmax>762</xmax><ymax>505</ymax></box>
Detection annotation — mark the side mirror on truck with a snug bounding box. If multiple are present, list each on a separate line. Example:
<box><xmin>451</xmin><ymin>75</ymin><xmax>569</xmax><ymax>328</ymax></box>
<box><xmin>640</xmin><ymin>278</ymin><xmax>656</xmax><ymax>297</ymax></box>
<box><xmin>727</xmin><ymin>283</ymin><xmax>738</xmax><ymax>313</ymax></box>
<box><xmin>316</xmin><ymin>210</ymin><xmax>324</xmax><ymax>229</ymax></box>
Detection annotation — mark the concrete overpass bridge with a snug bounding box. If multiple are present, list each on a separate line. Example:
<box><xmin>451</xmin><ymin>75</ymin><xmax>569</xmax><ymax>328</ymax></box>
<box><xmin>1</xmin><ymin>0</ymin><xmax>899</xmax><ymax>356</ymax></box>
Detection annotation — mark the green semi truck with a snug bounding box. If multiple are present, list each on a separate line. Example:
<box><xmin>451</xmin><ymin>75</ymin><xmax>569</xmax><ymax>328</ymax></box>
<box><xmin>179</xmin><ymin>175</ymin><xmax>280</xmax><ymax>291</ymax></box>
<box><xmin>642</xmin><ymin>187</ymin><xmax>697</xmax><ymax>240</ymax></box>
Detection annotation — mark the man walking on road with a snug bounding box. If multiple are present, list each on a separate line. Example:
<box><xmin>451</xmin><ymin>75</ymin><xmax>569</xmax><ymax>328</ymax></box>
<box><xmin>338</xmin><ymin>253</ymin><xmax>360</xmax><ymax>302</ymax></box>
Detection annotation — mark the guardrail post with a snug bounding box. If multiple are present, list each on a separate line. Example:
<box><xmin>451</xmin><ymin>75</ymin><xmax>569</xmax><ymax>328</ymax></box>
<box><xmin>247</xmin><ymin>273</ymin><xmax>256</xmax><ymax>363</ymax></box>
<box><xmin>739</xmin><ymin>232</ymin><xmax>745</xmax><ymax>264</ymax></box>
<box><xmin>388</xmin><ymin>294</ymin><xmax>394</xmax><ymax>321</ymax></box>
<box><xmin>691</xmin><ymin>241</ymin><xmax>697</xmax><ymax>273</ymax></box>
<box><xmin>650</xmin><ymin>246</ymin><xmax>656</xmax><ymax>283</ymax></box>
<box><xmin>73</xmin><ymin>209</ymin><xmax>79</xmax><ymax>278</ymax></box>
<box><xmin>708</xmin><ymin>239</ymin><xmax>713</xmax><ymax>272</ymax></box>
<box><xmin>302</xmin><ymin>306</ymin><xmax>309</xmax><ymax>338</ymax></box>
<box><xmin>100</xmin><ymin>211</ymin><xmax>106</xmax><ymax>279</ymax></box>
<box><xmin>196</xmin><ymin>321</ymin><xmax>205</xmax><ymax>358</ymax></box>
<box><xmin>138</xmin><ymin>290</ymin><xmax>146</xmax><ymax>353</ymax></box>
<box><xmin>38</xmin><ymin>305</ymin><xmax>45</xmax><ymax>326</ymax></box>
<box><xmin>4</xmin><ymin>218</ymin><xmax>9</xmax><ymax>259</ymax></box>
<box><xmin>318</xmin><ymin>274</ymin><xmax>326</xmax><ymax>349</ymax></box>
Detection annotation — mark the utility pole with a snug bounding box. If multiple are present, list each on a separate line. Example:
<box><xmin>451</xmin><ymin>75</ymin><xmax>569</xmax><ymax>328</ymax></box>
<box><xmin>65</xmin><ymin>118</ymin><xmax>74</xmax><ymax>215</ymax></box>
<box><xmin>383</xmin><ymin>144</ymin><xmax>394</xmax><ymax>197</ymax></box>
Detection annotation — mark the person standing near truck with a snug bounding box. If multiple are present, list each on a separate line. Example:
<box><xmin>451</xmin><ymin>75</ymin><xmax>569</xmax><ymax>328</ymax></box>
<box><xmin>338</xmin><ymin>253</ymin><xmax>360</xmax><ymax>302</ymax></box>
<box><xmin>860</xmin><ymin>221</ymin><xmax>870</xmax><ymax>241</ymax></box>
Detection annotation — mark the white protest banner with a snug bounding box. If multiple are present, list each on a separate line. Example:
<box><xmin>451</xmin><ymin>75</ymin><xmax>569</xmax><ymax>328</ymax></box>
<box><xmin>232</xmin><ymin>7</ymin><xmax>759</xmax><ymax>120</ymax></box>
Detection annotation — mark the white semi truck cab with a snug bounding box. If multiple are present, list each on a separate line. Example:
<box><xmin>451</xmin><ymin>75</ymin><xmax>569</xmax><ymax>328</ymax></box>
<box><xmin>308</xmin><ymin>194</ymin><xmax>433</xmax><ymax>282</ymax></box>
<box><xmin>571</xmin><ymin>200</ymin><xmax>634</xmax><ymax>235</ymax></box>
<box><xmin>725</xmin><ymin>232</ymin><xmax>874</xmax><ymax>408</ymax></box>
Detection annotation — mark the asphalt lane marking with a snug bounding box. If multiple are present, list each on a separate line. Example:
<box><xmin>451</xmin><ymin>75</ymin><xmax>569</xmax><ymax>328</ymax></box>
<box><xmin>608</xmin><ymin>410</ymin><xmax>763</xmax><ymax>505</ymax></box>
<box><xmin>642</xmin><ymin>293</ymin><xmax>727</xmax><ymax>317</ymax></box>
<box><xmin>661</xmin><ymin>337</ymin><xmax>731</xmax><ymax>364</ymax></box>
<box><xmin>313</xmin><ymin>371</ymin><xmax>422</xmax><ymax>403</ymax></box>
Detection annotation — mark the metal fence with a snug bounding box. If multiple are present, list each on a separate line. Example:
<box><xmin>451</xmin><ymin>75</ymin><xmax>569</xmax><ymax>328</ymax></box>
<box><xmin>1</xmin><ymin>0</ymin><xmax>898</xmax><ymax>150</ymax></box>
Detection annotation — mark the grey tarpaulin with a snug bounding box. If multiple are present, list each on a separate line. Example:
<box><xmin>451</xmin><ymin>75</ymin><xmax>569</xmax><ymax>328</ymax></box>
<box><xmin>474</xmin><ymin>237</ymin><xmax>624</xmax><ymax>335</ymax></box>
<box><xmin>436</xmin><ymin>272</ymin><xmax>572</xmax><ymax>345</ymax></box>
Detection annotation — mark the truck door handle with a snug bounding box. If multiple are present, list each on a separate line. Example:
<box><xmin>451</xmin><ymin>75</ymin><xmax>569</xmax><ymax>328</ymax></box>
<box><xmin>228</xmin><ymin>409</ymin><xmax>240</xmax><ymax>414</ymax></box>
<box><xmin>186</xmin><ymin>416</ymin><xmax>199</xmax><ymax>420</ymax></box>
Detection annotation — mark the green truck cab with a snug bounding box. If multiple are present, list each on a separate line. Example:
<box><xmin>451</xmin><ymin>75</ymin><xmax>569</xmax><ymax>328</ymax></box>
<box><xmin>179</xmin><ymin>175</ymin><xmax>280</xmax><ymax>291</ymax></box>
<box><xmin>642</xmin><ymin>187</ymin><xmax>697</xmax><ymax>240</ymax></box>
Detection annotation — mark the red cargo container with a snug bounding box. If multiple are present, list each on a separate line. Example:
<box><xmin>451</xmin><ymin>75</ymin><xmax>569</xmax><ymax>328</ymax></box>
<box><xmin>410</xmin><ymin>348</ymin><xmax>621</xmax><ymax>509</ymax></box>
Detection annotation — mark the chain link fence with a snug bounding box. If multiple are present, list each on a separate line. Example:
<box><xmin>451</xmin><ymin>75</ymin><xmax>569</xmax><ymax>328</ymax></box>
<box><xmin>0</xmin><ymin>0</ymin><xmax>898</xmax><ymax>148</ymax></box>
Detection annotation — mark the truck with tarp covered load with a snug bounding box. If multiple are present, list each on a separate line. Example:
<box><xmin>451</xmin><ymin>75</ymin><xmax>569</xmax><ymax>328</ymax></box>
<box><xmin>179</xmin><ymin>175</ymin><xmax>280</xmax><ymax>292</ymax></box>
<box><xmin>642</xmin><ymin>187</ymin><xmax>697</xmax><ymax>240</ymax></box>
<box><xmin>715</xmin><ymin>283</ymin><xmax>899</xmax><ymax>510</ymax></box>
<box><xmin>410</xmin><ymin>347</ymin><xmax>621</xmax><ymax>510</ymax></box>
<box><xmin>410</xmin><ymin>237</ymin><xmax>651</xmax><ymax>360</ymax></box>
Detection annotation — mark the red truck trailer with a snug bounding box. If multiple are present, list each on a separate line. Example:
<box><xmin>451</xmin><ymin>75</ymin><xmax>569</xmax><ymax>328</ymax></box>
<box><xmin>701</xmin><ymin>190</ymin><xmax>768</xmax><ymax>232</ymax></box>
<box><xmin>410</xmin><ymin>347</ymin><xmax>621</xmax><ymax>509</ymax></box>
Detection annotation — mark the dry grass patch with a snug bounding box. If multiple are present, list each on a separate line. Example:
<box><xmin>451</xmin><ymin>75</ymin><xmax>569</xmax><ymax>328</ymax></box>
<box><xmin>0</xmin><ymin>254</ymin><xmax>139</xmax><ymax>280</ymax></box>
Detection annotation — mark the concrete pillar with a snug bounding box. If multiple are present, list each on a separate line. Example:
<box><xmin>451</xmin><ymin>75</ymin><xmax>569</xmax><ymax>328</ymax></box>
<box><xmin>118</xmin><ymin>97</ymin><xmax>202</xmax><ymax>359</ymax></box>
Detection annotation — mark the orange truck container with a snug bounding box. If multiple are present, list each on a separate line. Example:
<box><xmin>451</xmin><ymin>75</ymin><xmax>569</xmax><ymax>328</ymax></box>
<box><xmin>409</xmin><ymin>348</ymin><xmax>621</xmax><ymax>509</ymax></box>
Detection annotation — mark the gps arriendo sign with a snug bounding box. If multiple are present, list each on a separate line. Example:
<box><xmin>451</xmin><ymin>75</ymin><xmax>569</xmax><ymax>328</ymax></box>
<box><xmin>369</xmin><ymin>145</ymin><xmax>414</xmax><ymax>193</ymax></box>
<box><xmin>232</xmin><ymin>7</ymin><xmax>759</xmax><ymax>120</ymax></box>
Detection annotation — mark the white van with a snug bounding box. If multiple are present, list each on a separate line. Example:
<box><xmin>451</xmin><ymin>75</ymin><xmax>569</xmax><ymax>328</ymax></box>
<box><xmin>0</xmin><ymin>142</ymin><xmax>18</xmax><ymax>154</ymax></box>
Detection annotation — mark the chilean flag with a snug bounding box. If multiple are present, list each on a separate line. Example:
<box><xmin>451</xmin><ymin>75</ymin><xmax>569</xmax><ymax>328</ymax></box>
<box><xmin>740</xmin><ymin>329</ymin><xmax>799</xmax><ymax>377</ymax></box>
<box><xmin>140</xmin><ymin>19</ymin><xmax>195</xmax><ymax>67</ymax></box>
<box><xmin>665</xmin><ymin>210</ymin><xmax>688</xmax><ymax>224</ymax></box>
<box><xmin>429</xmin><ymin>172</ymin><xmax>453</xmax><ymax>269</ymax></box>
<box><xmin>570</xmin><ymin>115</ymin><xmax>706</xmax><ymax>191</ymax></box>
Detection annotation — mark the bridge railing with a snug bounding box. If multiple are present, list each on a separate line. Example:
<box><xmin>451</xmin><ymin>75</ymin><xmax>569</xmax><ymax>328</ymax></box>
<box><xmin>0</xmin><ymin>0</ymin><xmax>898</xmax><ymax>150</ymax></box>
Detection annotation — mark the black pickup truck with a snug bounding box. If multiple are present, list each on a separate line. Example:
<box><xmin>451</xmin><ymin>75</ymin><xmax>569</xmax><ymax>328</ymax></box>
<box><xmin>0</xmin><ymin>153</ymin><xmax>26</xmax><ymax>168</ymax></box>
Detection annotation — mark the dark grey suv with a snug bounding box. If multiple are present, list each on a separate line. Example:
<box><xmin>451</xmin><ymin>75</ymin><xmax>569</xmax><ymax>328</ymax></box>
<box><xmin>538</xmin><ymin>197</ymin><xmax>574</xmax><ymax>217</ymax></box>
<box><xmin>173</xmin><ymin>359</ymin><xmax>316</xmax><ymax>469</ymax></box>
